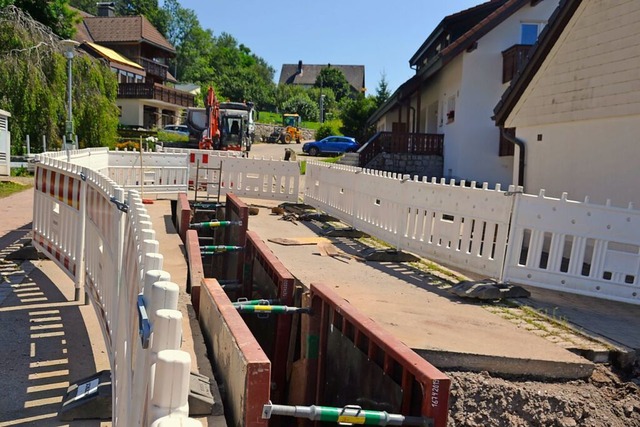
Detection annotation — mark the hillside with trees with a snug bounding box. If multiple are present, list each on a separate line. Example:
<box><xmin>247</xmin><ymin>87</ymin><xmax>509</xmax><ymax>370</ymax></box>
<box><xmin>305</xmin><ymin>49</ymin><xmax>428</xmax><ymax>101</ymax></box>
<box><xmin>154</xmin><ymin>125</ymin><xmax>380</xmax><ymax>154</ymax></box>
<box><xmin>0</xmin><ymin>0</ymin><xmax>390</xmax><ymax>151</ymax></box>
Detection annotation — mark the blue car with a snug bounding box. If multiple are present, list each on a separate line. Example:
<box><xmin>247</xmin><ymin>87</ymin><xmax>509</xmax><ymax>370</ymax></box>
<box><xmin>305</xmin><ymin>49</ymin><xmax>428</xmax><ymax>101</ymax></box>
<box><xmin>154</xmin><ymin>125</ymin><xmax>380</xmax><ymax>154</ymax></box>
<box><xmin>302</xmin><ymin>136</ymin><xmax>359</xmax><ymax>156</ymax></box>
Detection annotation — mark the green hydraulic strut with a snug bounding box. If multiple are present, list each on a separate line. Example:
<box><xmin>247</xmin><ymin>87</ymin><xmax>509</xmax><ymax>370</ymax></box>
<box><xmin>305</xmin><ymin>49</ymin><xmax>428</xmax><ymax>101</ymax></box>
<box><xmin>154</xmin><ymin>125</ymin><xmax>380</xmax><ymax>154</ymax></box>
<box><xmin>190</xmin><ymin>220</ymin><xmax>242</xmax><ymax>229</ymax></box>
<box><xmin>191</xmin><ymin>202</ymin><xmax>224</xmax><ymax>209</ymax></box>
<box><xmin>235</xmin><ymin>305</ymin><xmax>311</xmax><ymax>315</ymax></box>
<box><xmin>200</xmin><ymin>245</ymin><xmax>243</xmax><ymax>255</ymax></box>
<box><xmin>261</xmin><ymin>403</ymin><xmax>432</xmax><ymax>426</ymax></box>
<box><xmin>233</xmin><ymin>298</ymin><xmax>281</xmax><ymax>306</ymax></box>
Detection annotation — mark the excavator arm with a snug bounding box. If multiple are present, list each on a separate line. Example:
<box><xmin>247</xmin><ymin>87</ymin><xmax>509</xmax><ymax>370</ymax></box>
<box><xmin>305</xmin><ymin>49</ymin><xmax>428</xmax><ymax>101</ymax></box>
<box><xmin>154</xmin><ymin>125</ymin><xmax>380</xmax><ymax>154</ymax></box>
<box><xmin>199</xmin><ymin>86</ymin><xmax>220</xmax><ymax>150</ymax></box>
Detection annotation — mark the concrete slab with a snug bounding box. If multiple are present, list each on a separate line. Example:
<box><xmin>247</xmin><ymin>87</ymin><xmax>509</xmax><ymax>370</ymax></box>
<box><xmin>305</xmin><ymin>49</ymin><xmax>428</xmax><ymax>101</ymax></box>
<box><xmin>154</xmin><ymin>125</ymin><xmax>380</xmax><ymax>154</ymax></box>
<box><xmin>241</xmin><ymin>198</ymin><xmax>595</xmax><ymax>380</ymax></box>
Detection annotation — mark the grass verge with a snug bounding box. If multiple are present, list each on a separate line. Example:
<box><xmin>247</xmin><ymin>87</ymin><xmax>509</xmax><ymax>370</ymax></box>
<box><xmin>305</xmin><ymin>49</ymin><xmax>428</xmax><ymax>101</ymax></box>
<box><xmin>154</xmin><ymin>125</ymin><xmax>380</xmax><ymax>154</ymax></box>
<box><xmin>0</xmin><ymin>181</ymin><xmax>31</xmax><ymax>198</ymax></box>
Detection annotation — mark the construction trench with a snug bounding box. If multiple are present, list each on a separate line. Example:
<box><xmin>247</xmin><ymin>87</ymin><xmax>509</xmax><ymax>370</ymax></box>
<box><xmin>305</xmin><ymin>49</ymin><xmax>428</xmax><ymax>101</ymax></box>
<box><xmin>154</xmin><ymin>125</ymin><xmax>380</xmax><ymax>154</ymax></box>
<box><xmin>175</xmin><ymin>192</ymin><xmax>451</xmax><ymax>427</ymax></box>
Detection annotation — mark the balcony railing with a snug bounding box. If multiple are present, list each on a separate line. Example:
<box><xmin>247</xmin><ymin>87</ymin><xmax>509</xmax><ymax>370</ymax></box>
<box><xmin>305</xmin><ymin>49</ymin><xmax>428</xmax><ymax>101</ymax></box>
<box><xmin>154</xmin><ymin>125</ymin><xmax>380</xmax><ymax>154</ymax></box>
<box><xmin>118</xmin><ymin>83</ymin><xmax>195</xmax><ymax>108</ymax></box>
<box><xmin>140</xmin><ymin>57</ymin><xmax>169</xmax><ymax>80</ymax></box>
<box><xmin>502</xmin><ymin>44</ymin><xmax>532</xmax><ymax>84</ymax></box>
<box><xmin>359</xmin><ymin>131</ymin><xmax>444</xmax><ymax>167</ymax></box>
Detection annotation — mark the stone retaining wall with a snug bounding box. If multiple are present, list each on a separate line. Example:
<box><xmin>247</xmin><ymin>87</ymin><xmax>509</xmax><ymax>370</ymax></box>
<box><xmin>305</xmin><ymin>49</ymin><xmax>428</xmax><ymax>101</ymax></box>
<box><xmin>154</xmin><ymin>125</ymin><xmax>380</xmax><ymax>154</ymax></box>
<box><xmin>255</xmin><ymin>123</ymin><xmax>316</xmax><ymax>142</ymax></box>
<box><xmin>366</xmin><ymin>152</ymin><xmax>444</xmax><ymax>180</ymax></box>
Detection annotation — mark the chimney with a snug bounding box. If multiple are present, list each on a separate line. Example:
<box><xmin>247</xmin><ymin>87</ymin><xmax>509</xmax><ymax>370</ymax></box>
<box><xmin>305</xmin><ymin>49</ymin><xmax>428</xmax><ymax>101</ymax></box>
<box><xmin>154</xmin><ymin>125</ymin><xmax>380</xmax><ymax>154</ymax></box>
<box><xmin>297</xmin><ymin>60</ymin><xmax>303</xmax><ymax>75</ymax></box>
<box><xmin>96</xmin><ymin>2</ymin><xmax>115</xmax><ymax>17</ymax></box>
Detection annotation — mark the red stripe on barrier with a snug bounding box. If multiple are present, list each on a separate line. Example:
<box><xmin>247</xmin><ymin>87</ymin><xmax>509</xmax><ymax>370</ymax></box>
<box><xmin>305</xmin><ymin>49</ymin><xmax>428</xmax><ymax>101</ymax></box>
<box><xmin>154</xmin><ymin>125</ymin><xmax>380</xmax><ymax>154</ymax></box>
<box><xmin>58</xmin><ymin>173</ymin><xmax>65</xmax><ymax>203</ymax></box>
<box><xmin>190</xmin><ymin>153</ymin><xmax>195</xmax><ymax>163</ymax></box>
<box><xmin>202</xmin><ymin>153</ymin><xmax>209</xmax><ymax>164</ymax></box>
<box><xmin>49</xmin><ymin>171</ymin><xmax>56</xmax><ymax>198</ymax></box>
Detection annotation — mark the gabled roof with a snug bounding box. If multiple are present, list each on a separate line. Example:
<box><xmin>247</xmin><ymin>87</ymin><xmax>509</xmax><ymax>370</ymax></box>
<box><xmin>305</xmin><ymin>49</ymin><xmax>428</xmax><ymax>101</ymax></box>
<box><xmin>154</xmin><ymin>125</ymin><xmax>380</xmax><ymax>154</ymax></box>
<box><xmin>409</xmin><ymin>0</ymin><xmax>507</xmax><ymax>67</ymax></box>
<box><xmin>493</xmin><ymin>0</ymin><xmax>582</xmax><ymax>126</ymax></box>
<box><xmin>81</xmin><ymin>16</ymin><xmax>175</xmax><ymax>53</ymax></box>
<box><xmin>278</xmin><ymin>63</ymin><xmax>365</xmax><ymax>92</ymax></box>
<box><xmin>369</xmin><ymin>0</ymin><xmax>544</xmax><ymax>125</ymax></box>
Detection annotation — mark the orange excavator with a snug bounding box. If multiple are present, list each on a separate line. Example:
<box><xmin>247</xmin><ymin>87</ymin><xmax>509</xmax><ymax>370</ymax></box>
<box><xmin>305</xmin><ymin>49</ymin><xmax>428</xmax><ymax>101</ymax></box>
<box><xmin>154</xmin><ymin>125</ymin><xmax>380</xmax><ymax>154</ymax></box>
<box><xmin>198</xmin><ymin>86</ymin><xmax>220</xmax><ymax>150</ymax></box>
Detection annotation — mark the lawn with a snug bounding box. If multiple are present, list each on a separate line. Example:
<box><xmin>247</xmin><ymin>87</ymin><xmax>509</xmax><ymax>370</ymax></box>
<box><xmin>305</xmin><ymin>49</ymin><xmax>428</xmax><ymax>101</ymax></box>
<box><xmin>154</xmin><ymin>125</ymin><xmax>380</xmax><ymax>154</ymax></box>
<box><xmin>0</xmin><ymin>181</ymin><xmax>31</xmax><ymax>198</ymax></box>
<box><xmin>257</xmin><ymin>112</ymin><xmax>337</xmax><ymax>131</ymax></box>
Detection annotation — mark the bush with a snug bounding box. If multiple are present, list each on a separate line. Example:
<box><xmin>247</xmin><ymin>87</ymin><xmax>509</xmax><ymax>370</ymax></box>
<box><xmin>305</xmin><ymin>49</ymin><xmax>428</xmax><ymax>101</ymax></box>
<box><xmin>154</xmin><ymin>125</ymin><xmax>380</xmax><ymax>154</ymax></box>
<box><xmin>315</xmin><ymin>121</ymin><xmax>341</xmax><ymax>140</ymax></box>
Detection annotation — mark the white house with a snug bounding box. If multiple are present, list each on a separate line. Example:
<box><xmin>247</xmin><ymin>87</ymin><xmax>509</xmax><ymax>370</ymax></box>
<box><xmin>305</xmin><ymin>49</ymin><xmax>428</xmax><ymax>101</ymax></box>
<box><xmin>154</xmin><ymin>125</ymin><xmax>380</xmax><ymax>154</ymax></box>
<box><xmin>494</xmin><ymin>0</ymin><xmax>640</xmax><ymax>208</ymax></box>
<box><xmin>369</xmin><ymin>0</ymin><xmax>559</xmax><ymax>188</ymax></box>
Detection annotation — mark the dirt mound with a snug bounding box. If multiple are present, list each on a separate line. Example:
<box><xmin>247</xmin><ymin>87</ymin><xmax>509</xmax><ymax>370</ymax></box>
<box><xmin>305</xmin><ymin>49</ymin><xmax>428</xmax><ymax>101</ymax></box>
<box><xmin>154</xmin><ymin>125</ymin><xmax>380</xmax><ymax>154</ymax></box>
<box><xmin>447</xmin><ymin>364</ymin><xmax>640</xmax><ymax>426</ymax></box>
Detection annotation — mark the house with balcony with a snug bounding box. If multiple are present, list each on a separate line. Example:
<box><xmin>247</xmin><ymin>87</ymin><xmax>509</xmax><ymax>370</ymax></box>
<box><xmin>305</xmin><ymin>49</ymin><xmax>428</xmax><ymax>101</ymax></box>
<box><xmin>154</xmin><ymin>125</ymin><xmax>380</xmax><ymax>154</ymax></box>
<box><xmin>73</xmin><ymin>2</ymin><xmax>195</xmax><ymax>129</ymax></box>
<box><xmin>494</xmin><ymin>0</ymin><xmax>640</xmax><ymax>208</ymax></box>
<box><xmin>367</xmin><ymin>0</ymin><xmax>559</xmax><ymax>187</ymax></box>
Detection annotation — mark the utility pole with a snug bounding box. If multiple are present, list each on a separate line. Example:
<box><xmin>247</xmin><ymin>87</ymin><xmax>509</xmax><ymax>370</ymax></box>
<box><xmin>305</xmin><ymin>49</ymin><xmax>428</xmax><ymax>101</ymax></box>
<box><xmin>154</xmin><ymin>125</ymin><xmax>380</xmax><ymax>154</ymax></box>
<box><xmin>61</xmin><ymin>40</ymin><xmax>80</xmax><ymax>148</ymax></box>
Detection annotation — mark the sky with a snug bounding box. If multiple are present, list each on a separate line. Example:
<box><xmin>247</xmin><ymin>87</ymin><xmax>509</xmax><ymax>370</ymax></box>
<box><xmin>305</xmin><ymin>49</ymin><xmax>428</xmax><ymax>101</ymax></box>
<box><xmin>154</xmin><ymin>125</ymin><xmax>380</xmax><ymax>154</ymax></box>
<box><xmin>174</xmin><ymin>0</ymin><xmax>487</xmax><ymax>94</ymax></box>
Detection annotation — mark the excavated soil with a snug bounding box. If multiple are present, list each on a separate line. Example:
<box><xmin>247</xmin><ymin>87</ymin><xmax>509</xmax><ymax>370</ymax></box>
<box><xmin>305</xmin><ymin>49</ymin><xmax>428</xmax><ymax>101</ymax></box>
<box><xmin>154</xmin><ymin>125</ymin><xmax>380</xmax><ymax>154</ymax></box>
<box><xmin>446</xmin><ymin>364</ymin><xmax>640</xmax><ymax>426</ymax></box>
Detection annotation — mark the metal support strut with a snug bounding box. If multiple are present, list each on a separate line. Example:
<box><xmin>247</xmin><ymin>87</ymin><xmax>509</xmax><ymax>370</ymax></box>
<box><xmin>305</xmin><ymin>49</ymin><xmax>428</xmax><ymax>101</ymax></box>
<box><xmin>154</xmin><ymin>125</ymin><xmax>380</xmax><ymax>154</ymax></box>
<box><xmin>262</xmin><ymin>403</ymin><xmax>432</xmax><ymax>426</ymax></box>
<box><xmin>190</xmin><ymin>220</ymin><xmax>242</xmax><ymax>229</ymax></box>
<box><xmin>199</xmin><ymin>245</ymin><xmax>243</xmax><ymax>256</ymax></box>
<box><xmin>235</xmin><ymin>305</ymin><xmax>311</xmax><ymax>315</ymax></box>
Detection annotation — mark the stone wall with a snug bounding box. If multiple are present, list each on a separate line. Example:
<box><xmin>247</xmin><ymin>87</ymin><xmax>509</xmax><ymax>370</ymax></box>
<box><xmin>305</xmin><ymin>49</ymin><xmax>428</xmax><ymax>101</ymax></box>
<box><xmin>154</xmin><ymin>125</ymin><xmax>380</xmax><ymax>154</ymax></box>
<box><xmin>365</xmin><ymin>153</ymin><xmax>444</xmax><ymax>180</ymax></box>
<box><xmin>255</xmin><ymin>123</ymin><xmax>316</xmax><ymax>142</ymax></box>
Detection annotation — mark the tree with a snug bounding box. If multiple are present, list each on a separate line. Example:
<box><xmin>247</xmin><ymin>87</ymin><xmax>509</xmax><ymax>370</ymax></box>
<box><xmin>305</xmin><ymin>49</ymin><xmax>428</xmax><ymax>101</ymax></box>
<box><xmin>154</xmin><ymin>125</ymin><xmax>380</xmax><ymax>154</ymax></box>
<box><xmin>1</xmin><ymin>0</ymin><xmax>78</xmax><ymax>38</ymax></box>
<box><xmin>68</xmin><ymin>0</ymin><xmax>96</xmax><ymax>14</ymax></box>
<box><xmin>315</xmin><ymin>67</ymin><xmax>351</xmax><ymax>102</ymax></box>
<box><xmin>375</xmin><ymin>72</ymin><xmax>391</xmax><ymax>108</ymax></box>
<box><xmin>340</xmin><ymin>94</ymin><xmax>377</xmax><ymax>143</ymax></box>
<box><xmin>282</xmin><ymin>92</ymin><xmax>319</xmax><ymax>122</ymax></box>
<box><xmin>0</xmin><ymin>6</ymin><xmax>119</xmax><ymax>151</ymax></box>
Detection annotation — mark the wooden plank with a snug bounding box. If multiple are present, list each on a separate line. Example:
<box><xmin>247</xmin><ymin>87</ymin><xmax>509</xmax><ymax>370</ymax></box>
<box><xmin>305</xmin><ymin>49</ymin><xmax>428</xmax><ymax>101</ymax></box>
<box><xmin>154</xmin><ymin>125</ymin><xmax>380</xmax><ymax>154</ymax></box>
<box><xmin>268</xmin><ymin>237</ymin><xmax>330</xmax><ymax>246</ymax></box>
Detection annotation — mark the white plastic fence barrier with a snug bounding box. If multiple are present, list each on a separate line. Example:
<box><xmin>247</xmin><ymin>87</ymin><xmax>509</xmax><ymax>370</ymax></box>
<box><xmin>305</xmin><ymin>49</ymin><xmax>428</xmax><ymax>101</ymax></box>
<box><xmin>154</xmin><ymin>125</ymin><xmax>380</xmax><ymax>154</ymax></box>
<box><xmin>304</xmin><ymin>161</ymin><xmax>640</xmax><ymax>305</ymax></box>
<box><xmin>162</xmin><ymin>148</ymin><xmax>241</xmax><ymax>188</ymax></box>
<box><xmin>38</xmin><ymin>146</ymin><xmax>110</xmax><ymax>173</ymax></box>
<box><xmin>33</xmin><ymin>150</ymin><xmax>202</xmax><ymax>426</ymax></box>
<box><xmin>503</xmin><ymin>191</ymin><xmax>640</xmax><ymax>304</ymax></box>
<box><xmin>304</xmin><ymin>162</ymin><xmax>514</xmax><ymax>279</ymax></box>
<box><xmin>107</xmin><ymin>150</ymin><xmax>190</xmax><ymax>198</ymax></box>
<box><xmin>0</xmin><ymin>110</ymin><xmax>10</xmax><ymax>176</ymax></box>
<box><xmin>164</xmin><ymin>148</ymin><xmax>301</xmax><ymax>202</ymax></box>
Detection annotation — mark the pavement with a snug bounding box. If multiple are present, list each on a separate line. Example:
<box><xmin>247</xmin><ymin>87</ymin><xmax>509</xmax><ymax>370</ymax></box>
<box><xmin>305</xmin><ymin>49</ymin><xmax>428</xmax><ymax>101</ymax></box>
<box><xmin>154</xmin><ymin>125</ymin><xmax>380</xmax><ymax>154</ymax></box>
<box><xmin>2</xmin><ymin>179</ymin><xmax>640</xmax><ymax>424</ymax></box>
<box><xmin>0</xmin><ymin>185</ymin><xmax>223</xmax><ymax>427</ymax></box>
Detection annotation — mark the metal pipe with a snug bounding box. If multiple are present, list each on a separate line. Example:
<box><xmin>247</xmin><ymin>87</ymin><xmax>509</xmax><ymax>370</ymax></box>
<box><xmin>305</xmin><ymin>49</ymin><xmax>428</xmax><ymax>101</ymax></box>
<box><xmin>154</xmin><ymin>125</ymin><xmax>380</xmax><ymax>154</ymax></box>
<box><xmin>262</xmin><ymin>403</ymin><xmax>431</xmax><ymax>426</ymax></box>
<box><xmin>235</xmin><ymin>305</ymin><xmax>311</xmax><ymax>315</ymax></box>
<box><xmin>232</xmin><ymin>298</ymin><xmax>281</xmax><ymax>306</ymax></box>
<box><xmin>190</xmin><ymin>220</ymin><xmax>242</xmax><ymax>229</ymax></box>
<box><xmin>501</xmin><ymin>127</ymin><xmax>526</xmax><ymax>188</ymax></box>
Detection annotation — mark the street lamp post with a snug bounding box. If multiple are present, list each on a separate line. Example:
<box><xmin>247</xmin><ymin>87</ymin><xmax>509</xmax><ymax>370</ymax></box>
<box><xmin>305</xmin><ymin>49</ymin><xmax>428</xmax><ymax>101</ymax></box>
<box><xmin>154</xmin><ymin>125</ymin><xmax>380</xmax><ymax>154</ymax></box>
<box><xmin>61</xmin><ymin>40</ymin><xmax>80</xmax><ymax>148</ymax></box>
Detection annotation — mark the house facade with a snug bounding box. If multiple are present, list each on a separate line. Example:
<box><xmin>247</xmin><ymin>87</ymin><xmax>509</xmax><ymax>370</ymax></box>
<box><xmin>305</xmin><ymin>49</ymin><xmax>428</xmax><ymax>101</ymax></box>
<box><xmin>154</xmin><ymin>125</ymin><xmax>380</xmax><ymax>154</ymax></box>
<box><xmin>74</xmin><ymin>2</ymin><xmax>195</xmax><ymax>129</ymax></box>
<box><xmin>494</xmin><ymin>0</ymin><xmax>640</xmax><ymax>208</ymax></box>
<box><xmin>279</xmin><ymin>61</ymin><xmax>365</xmax><ymax>93</ymax></box>
<box><xmin>369</xmin><ymin>0</ymin><xmax>559</xmax><ymax>188</ymax></box>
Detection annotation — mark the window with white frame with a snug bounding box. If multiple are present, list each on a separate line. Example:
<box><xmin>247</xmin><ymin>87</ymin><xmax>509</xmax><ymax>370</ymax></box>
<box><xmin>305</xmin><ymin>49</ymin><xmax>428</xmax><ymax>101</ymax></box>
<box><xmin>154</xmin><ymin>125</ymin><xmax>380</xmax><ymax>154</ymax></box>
<box><xmin>521</xmin><ymin>22</ymin><xmax>545</xmax><ymax>45</ymax></box>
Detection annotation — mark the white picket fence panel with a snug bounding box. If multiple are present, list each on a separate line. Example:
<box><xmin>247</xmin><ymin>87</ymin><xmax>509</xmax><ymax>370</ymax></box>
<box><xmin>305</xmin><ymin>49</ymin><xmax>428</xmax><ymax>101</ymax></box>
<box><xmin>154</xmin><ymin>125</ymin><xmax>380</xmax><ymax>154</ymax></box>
<box><xmin>40</xmin><ymin>146</ymin><xmax>110</xmax><ymax>173</ymax></box>
<box><xmin>503</xmin><ymin>191</ymin><xmax>640</xmax><ymax>304</ymax></box>
<box><xmin>107</xmin><ymin>150</ymin><xmax>190</xmax><ymax>197</ymax></box>
<box><xmin>33</xmin><ymin>150</ymin><xmax>201</xmax><ymax>426</ymax></box>
<box><xmin>304</xmin><ymin>161</ymin><xmax>640</xmax><ymax>305</ymax></box>
<box><xmin>304</xmin><ymin>162</ymin><xmax>514</xmax><ymax>279</ymax></box>
<box><xmin>163</xmin><ymin>147</ymin><xmax>301</xmax><ymax>202</ymax></box>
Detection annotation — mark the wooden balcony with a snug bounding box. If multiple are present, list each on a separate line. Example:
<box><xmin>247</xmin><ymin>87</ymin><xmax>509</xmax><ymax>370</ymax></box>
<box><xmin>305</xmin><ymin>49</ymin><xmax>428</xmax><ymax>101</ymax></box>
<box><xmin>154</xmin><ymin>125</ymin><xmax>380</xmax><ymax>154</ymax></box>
<box><xmin>118</xmin><ymin>83</ymin><xmax>195</xmax><ymax>108</ymax></box>
<box><xmin>359</xmin><ymin>132</ymin><xmax>444</xmax><ymax>167</ymax></box>
<box><xmin>502</xmin><ymin>44</ymin><xmax>532</xmax><ymax>84</ymax></box>
<box><xmin>140</xmin><ymin>57</ymin><xmax>168</xmax><ymax>80</ymax></box>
